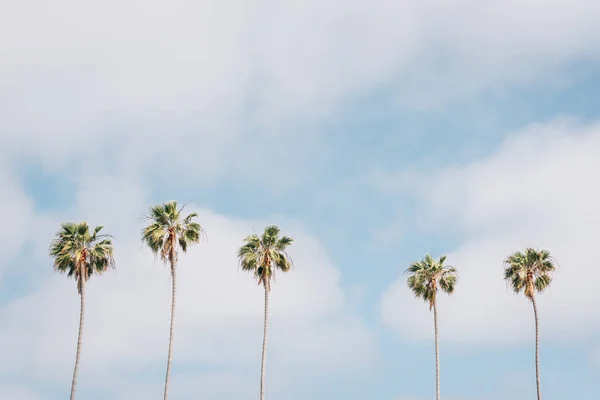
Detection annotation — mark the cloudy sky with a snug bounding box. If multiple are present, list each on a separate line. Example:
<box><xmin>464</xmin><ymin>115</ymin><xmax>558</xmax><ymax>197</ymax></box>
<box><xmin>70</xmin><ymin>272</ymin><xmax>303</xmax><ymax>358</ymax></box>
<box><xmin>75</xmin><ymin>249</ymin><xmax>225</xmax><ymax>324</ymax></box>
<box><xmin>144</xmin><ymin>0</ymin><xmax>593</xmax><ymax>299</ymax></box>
<box><xmin>1</xmin><ymin>0</ymin><xmax>600</xmax><ymax>399</ymax></box>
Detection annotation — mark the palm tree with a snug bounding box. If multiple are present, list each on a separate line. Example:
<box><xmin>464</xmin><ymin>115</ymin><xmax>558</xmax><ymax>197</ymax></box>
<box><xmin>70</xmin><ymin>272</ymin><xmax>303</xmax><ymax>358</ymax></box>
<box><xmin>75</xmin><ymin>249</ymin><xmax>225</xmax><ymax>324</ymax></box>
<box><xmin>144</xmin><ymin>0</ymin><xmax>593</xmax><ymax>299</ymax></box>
<box><xmin>405</xmin><ymin>254</ymin><xmax>458</xmax><ymax>400</ymax></box>
<box><xmin>142</xmin><ymin>201</ymin><xmax>203</xmax><ymax>400</ymax></box>
<box><xmin>504</xmin><ymin>248</ymin><xmax>556</xmax><ymax>400</ymax></box>
<box><xmin>49</xmin><ymin>222</ymin><xmax>115</xmax><ymax>400</ymax></box>
<box><xmin>238</xmin><ymin>225</ymin><xmax>294</xmax><ymax>400</ymax></box>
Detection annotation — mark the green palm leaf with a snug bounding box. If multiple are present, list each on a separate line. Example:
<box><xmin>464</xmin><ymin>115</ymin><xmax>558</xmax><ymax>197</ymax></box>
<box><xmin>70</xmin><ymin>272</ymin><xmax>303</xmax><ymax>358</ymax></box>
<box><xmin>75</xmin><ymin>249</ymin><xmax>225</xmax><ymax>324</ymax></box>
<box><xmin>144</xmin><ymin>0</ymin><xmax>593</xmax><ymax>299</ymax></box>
<box><xmin>405</xmin><ymin>254</ymin><xmax>458</xmax><ymax>310</ymax></box>
<box><xmin>49</xmin><ymin>222</ymin><xmax>115</xmax><ymax>293</ymax></box>
<box><xmin>238</xmin><ymin>225</ymin><xmax>294</xmax><ymax>290</ymax></box>
<box><xmin>141</xmin><ymin>201</ymin><xmax>204</xmax><ymax>269</ymax></box>
<box><xmin>503</xmin><ymin>247</ymin><xmax>556</xmax><ymax>299</ymax></box>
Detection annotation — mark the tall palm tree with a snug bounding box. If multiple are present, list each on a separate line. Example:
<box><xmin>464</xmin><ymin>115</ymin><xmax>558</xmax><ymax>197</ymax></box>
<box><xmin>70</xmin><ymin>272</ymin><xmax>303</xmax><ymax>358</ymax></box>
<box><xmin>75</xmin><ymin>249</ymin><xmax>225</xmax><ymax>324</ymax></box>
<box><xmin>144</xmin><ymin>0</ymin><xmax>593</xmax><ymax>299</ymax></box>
<box><xmin>504</xmin><ymin>248</ymin><xmax>556</xmax><ymax>400</ymax></box>
<box><xmin>49</xmin><ymin>222</ymin><xmax>114</xmax><ymax>400</ymax></box>
<box><xmin>238</xmin><ymin>225</ymin><xmax>294</xmax><ymax>400</ymax></box>
<box><xmin>142</xmin><ymin>201</ymin><xmax>203</xmax><ymax>400</ymax></box>
<box><xmin>406</xmin><ymin>254</ymin><xmax>458</xmax><ymax>400</ymax></box>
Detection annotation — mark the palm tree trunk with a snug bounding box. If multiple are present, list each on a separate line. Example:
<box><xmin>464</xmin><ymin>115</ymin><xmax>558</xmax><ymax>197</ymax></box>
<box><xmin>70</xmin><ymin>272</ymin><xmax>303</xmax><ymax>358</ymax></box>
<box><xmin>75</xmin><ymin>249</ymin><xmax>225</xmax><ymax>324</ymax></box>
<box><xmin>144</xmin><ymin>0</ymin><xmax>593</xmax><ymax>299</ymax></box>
<box><xmin>433</xmin><ymin>301</ymin><xmax>440</xmax><ymax>400</ymax></box>
<box><xmin>532</xmin><ymin>296</ymin><xmax>542</xmax><ymax>400</ymax></box>
<box><xmin>260</xmin><ymin>284</ymin><xmax>270</xmax><ymax>400</ymax></box>
<box><xmin>164</xmin><ymin>263</ymin><xmax>177</xmax><ymax>400</ymax></box>
<box><xmin>70</xmin><ymin>280</ymin><xmax>85</xmax><ymax>400</ymax></box>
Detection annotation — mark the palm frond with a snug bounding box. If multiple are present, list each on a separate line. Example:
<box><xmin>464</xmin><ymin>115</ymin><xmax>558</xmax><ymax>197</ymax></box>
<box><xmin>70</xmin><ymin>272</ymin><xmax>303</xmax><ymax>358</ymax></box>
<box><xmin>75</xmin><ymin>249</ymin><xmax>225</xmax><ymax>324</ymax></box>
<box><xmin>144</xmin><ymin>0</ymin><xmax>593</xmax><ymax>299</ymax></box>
<box><xmin>406</xmin><ymin>254</ymin><xmax>458</xmax><ymax>309</ymax></box>
<box><xmin>141</xmin><ymin>202</ymin><xmax>203</xmax><ymax>268</ymax></box>
<box><xmin>276</xmin><ymin>236</ymin><xmax>294</xmax><ymax>250</ymax></box>
<box><xmin>49</xmin><ymin>222</ymin><xmax>115</xmax><ymax>293</ymax></box>
<box><xmin>439</xmin><ymin>266</ymin><xmax>458</xmax><ymax>294</ymax></box>
<box><xmin>184</xmin><ymin>212</ymin><xmax>198</xmax><ymax>224</ymax></box>
<box><xmin>238</xmin><ymin>226</ymin><xmax>294</xmax><ymax>290</ymax></box>
<box><xmin>504</xmin><ymin>248</ymin><xmax>556</xmax><ymax>300</ymax></box>
<box><xmin>534</xmin><ymin>273</ymin><xmax>552</xmax><ymax>292</ymax></box>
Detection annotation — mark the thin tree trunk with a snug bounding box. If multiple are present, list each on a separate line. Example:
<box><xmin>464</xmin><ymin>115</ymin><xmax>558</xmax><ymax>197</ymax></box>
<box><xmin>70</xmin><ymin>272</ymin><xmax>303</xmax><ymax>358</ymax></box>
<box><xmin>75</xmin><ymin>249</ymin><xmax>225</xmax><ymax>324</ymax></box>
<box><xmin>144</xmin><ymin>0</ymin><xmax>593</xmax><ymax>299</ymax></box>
<box><xmin>164</xmin><ymin>263</ymin><xmax>177</xmax><ymax>400</ymax></box>
<box><xmin>532</xmin><ymin>296</ymin><xmax>542</xmax><ymax>400</ymax></box>
<box><xmin>260</xmin><ymin>283</ymin><xmax>270</xmax><ymax>400</ymax></box>
<box><xmin>70</xmin><ymin>280</ymin><xmax>85</xmax><ymax>400</ymax></box>
<box><xmin>433</xmin><ymin>301</ymin><xmax>440</xmax><ymax>400</ymax></box>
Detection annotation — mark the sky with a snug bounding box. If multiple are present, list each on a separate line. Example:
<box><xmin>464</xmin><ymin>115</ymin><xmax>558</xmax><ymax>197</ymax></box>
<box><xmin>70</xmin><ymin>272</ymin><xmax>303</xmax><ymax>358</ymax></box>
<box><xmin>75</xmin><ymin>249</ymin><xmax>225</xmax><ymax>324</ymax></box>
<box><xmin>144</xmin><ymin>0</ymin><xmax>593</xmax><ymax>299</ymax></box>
<box><xmin>1</xmin><ymin>0</ymin><xmax>600</xmax><ymax>399</ymax></box>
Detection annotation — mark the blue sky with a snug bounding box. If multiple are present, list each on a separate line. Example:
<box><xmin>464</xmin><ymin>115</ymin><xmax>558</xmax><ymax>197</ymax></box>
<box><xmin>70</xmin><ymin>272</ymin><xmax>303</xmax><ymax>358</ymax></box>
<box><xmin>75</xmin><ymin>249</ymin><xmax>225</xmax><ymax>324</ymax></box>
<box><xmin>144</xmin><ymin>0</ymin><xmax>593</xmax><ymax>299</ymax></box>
<box><xmin>1</xmin><ymin>1</ymin><xmax>600</xmax><ymax>399</ymax></box>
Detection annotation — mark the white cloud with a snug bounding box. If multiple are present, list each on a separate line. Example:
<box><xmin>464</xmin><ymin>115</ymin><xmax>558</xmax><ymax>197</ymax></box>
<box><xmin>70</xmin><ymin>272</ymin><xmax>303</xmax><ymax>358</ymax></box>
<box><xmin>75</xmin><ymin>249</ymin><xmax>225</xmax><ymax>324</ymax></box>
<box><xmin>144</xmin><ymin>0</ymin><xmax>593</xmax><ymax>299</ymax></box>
<box><xmin>0</xmin><ymin>168</ymin><xmax>34</xmax><ymax>270</ymax></box>
<box><xmin>0</xmin><ymin>387</ymin><xmax>40</xmax><ymax>400</ymax></box>
<box><xmin>0</xmin><ymin>173</ymin><xmax>373</xmax><ymax>398</ymax></box>
<box><xmin>2</xmin><ymin>0</ymin><xmax>600</xmax><ymax>175</ymax></box>
<box><xmin>381</xmin><ymin>118</ymin><xmax>600</xmax><ymax>344</ymax></box>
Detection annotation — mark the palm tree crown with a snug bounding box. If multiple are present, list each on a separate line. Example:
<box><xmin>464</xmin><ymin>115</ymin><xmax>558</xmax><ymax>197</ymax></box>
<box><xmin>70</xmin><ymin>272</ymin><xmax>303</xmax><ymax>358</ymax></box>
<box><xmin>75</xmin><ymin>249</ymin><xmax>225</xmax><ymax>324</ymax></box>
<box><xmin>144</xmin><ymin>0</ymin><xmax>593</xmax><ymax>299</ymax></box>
<box><xmin>504</xmin><ymin>248</ymin><xmax>555</xmax><ymax>300</ymax></box>
<box><xmin>49</xmin><ymin>222</ymin><xmax>115</xmax><ymax>293</ymax></box>
<box><xmin>142</xmin><ymin>201</ymin><xmax>203</xmax><ymax>269</ymax></box>
<box><xmin>238</xmin><ymin>225</ymin><xmax>294</xmax><ymax>291</ymax></box>
<box><xmin>406</xmin><ymin>254</ymin><xmax>458</xmax><ymax>310</ymax></box>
